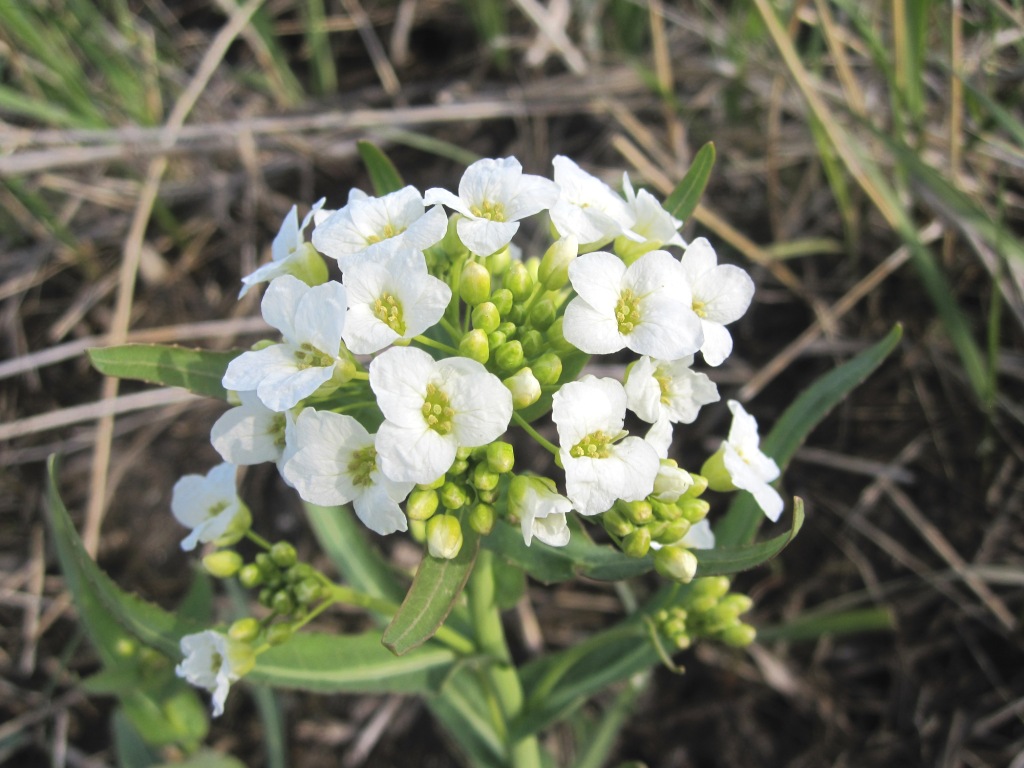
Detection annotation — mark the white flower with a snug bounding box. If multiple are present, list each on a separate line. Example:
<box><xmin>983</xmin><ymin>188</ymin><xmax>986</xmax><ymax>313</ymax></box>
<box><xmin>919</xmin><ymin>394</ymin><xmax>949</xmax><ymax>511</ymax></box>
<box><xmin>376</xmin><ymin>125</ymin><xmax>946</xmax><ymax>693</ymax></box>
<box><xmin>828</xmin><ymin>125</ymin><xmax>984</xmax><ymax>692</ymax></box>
<box><xmin>175</xmin><ymin>630</ymin><xmax>254</xmax><ymax>717</ymax></box>
<box><xmin>282</xmin><ymin>409</ymin><xmax>414</xmax><ymax>535</ymax></box>
<box><xmin>369</xmin><ymin>347</ymin><xmax>513</xmax><ymax>484</ymax></box>
<box><xmin>563</xmin><ymin>250</ymin><xmax>703</xmax><ymax>359</ymax></box>
<box><xmin>210</xmin><ymin>391</ymin><xmax>297</xmax><ymax>474</ymax></box>
<box><xmin>679</xmin><ymin>237</ymin><xmax>755</xmax><ymax>366</ymax></box>
<box><xmin>311</xmin><ymin>186</ymin><xmax>448</xmax><ymax>272</ymax></box>
<box><xmin>424</xmin><ymin>157</ymin><xmax>559</xmax><ymax>256</ymax></box>
<box><xmin>682</xmin><ymin>519</ymin><xmax>715</xmax><ymax>549</ymax></box>
<box><xmin>549</xmin><ymin>156</ymin><xmax>640</xmax><ymax>248</ymax></box>
<box><xmin>239</xmin><ymin>199</ymin><xmax>327</xmax><ymax>297</ymax></box>
<box><xmin>617</xmin><ymin>173</ymin><xmax>685</xmax><ymax>258</ymax></box>
<box><xmin>171</xmin><ymin>463</ymin><xmax>249</xmax><ymax>551</ymax></box>
<box><xmin>509</xmin><ymin>475</ymin><xmax>571</xmax><ymax>547</ymax></box>
<box><xmin>624</xmin><ymin>355</ymin><xmax>719</xmax><ymax>425</ymax></box>
<box><xmin>722</xmin><ymin>400</ymin><xmax>783</xmax><ymax>522</ymax></box>
<box><xmin>342</xmin><ymin>244</ymin><xmax>452</xmax><ymax>354</ymax></box>
<box><xmin>652</xmin><ymin>459</ymin><xmax>694</xmax><ymax>501</ymax></box>
<box><xmin>552</xmin><ymin>376</ymin><xmax>659</xmax><ymax>516</ymax></box>
<box><xmin>222</xmin><ymin>276</ymin><xmax>350</xmax><ymax>412</ymax></box>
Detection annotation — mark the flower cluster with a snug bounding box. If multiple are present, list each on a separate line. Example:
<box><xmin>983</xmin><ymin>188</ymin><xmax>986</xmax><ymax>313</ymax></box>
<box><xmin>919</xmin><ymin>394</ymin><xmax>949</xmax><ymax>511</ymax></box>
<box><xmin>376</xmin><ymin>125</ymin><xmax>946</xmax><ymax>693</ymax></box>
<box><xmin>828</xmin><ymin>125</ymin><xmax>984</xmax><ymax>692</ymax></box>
<box><xmin>171</xmin><ymin>154</ymin><xmax>783</xmax><ymax>715</ymax></box>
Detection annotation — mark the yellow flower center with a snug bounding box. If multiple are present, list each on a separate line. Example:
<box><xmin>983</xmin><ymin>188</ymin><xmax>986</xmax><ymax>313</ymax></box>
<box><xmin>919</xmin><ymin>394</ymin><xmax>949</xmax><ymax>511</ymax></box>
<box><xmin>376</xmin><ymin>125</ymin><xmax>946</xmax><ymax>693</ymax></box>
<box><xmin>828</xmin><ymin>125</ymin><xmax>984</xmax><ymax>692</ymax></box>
<box><xmin>615</xmin><ymin>289</ymin><xmax>642</xmax><ymax>334</ymax></box>
<box><xmin>347</xmin><ymin>445</ymin><xmax>377</xmax><ymax>487</ymax></box>
<box><xmin>373</xmin><ymin>292</ymin><xmax>406</xmax><ymax>334</ymax></box>
<box><xmin>654</xmin><ymin>369</ymin><xmax>673</xmax><ymax>406</ymax></box>
<box><xmin>569</xmin><ymin>430</ymin><xmax>613</xmax><ymax>459</ymax></box>
<box><xmin>421</xmin><ymin>383</ymin><xmax>456</xmax><ymax>436</ymax></box>
<box><xmin>692</xmin><ymin>299</ymin><xmax>707</xmax><ymax>318</ymax></box>
<box><xmin>293</xmin><ymin>342</ymin><xmax>333</xmax><ymax>370</ymax></box>
<box><xmin>270</xmin><ymin>414</ymin><xmax>288</xmax><ymax>449</ymax></box>
<box><xmin>366</xmin><ymin>222</ymin><xmax>405</xmax><ymax>244</ymax></box>
<box><xmin>470</xmin><ymin>200</ymin><xmax>507</xmax><ymax>222</ymax></box>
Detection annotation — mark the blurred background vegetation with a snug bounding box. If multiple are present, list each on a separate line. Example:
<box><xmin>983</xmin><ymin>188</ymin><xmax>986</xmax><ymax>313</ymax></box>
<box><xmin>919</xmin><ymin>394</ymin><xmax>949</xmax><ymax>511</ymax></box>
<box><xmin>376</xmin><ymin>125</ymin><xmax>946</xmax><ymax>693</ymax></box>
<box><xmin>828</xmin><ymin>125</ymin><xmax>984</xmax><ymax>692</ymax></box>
<box><xmin>1</xmin><ymin>1</ymin><xmax>1022</xmax><ymax>766</ymax></box>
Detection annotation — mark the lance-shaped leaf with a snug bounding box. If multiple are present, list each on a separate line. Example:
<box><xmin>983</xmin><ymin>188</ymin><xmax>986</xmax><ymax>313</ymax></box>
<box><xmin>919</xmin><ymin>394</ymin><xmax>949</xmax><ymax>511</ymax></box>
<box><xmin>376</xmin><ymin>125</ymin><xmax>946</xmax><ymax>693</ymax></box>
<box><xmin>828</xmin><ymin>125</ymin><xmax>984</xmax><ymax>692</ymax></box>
<box><xmin>383</xmin><ymin>512</ymin><xmax>481</xmax><ymax>656</ymax></box>
<box><xmin>664</xmin><ymin>141</ymin><xmax>715</xmax><ymax>222</ymax></box>
<box><xmin>358</xmin><ymin>140</ymin><xmax>405</xmax><ymax>196</ymax></box>
<box><xmin>485</xmin><ymin>503</ymin><xmax>802</xmax><ymax>584</ymax></box>
<box><xmin>88</xmin><ymin>344</ymin><xmax>242</xmax><ymax>400</ymax></box>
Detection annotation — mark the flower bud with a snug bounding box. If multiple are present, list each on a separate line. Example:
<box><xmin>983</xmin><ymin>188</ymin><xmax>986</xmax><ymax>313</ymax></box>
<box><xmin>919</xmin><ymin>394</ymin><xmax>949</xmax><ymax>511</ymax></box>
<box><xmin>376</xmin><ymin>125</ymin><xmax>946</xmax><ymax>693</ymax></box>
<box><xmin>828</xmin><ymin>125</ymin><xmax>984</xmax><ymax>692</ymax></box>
<box><xmin>468</xmin><ymin>502</ymin><xmax>496</xmax><ymax>535</ymax></box>
<box><xmin>532</xmin><ymin>352</ymin><xmax>562</xmax><ymax>385</ymax></box>
<box><xmin>266</xmin><ymin>623</ymin><xmax>293</xmax><ymax>647</ymax></box>
<box><xmin>328</xmin><ymin>357</ymin><xmax>357</xmax><ymax>388</ymax></box>
<box><xmin>417</xmin><ymin>475</ymin><xmax>446</xmax><ymax>491</ymax></box>
<box><xmin>525</xmin><ymin>255</ymin><xmax>541</xmax><ymax>281</ymax></box>
<box><xmin>271</xmin><ymin>590</ymin><xmax>295</xmax><ymax>615</ymax></box>
<box><xmin>460</xmin><ymin>261</ymin><xmax>491</xmax><ymax>306</ymax></box>
<box><xmin>472</xmin><ymin>302</ymin><xmax>501</xmax><ymax>334</ymax></box>
<box><xmin>621</xmin><ymin>527</ymin><xmax>651</xmax><ymax>558</ymax></box>
<box><xmin>459</xmin><ymin>328</ymin><xmax>490</xmax><ymax>364</ymax></box>
<box><xmin>528</xmin><ymin>298</ymin><xmax>557</xmax><ymax>331</ymax></box>
<box><xmin>294</xmin><ymin>577</ymin><xmax>324</xmax><ymax>605</ymax></box>
<box><xmin>427</xmin><ymin>514</ymin><xmax>464</xmax><ymax>559</ymax></box>
<box><xmin>718</xmin><ymin>593</ymin><xmax>754</xmax><ymax>617</ymax></box>
<box><xmin>615</xmin><ymin>234</ymin><xmax>658</xmax><ymax>265</ymax></box>
<box><xmin>471</xmin><ymin>462</ymin><xmax>500</xmax><ymax>492</ymax></box>
<box><xmin>490</xmin><ymin>288</ymin><xmax>514</xmax><ymax>316</ymax></box>
<box><xmin>115</xmin><ymin>637</ymin><xmax>137</xmax><ymax>658</ymax></box>
<box><xmin>214</xmin><ymin>503</ymin><xmax>252</xmax><ymax>548</ymax></box>
<box><xmin>652</xmin><ymin>460</ymin><xmax>695</xmax><ymax>502</ymax></box>
<box><xmin>652</xmin><ymin>518</ymin><xmax>691</xmax><ymax>544</ymax></box>
<box><xmin>485</xmin><ymin>246</ymin><xmax>512</xmax><ymax>275</ymax></box>
<box><xmin>406</xmin><ymin>489</ymin><xmax>440</xmax><ymax>521</ymax></box>
<box><xmin>269</xmin><ymin>541</ymin><xmax>298</xmax><ymax>569</ymax></box>
<box><xmin>654</xmin><ymin>545</ymin><xmax>699</xmax><ymax>583</ymax></box>
<box><xmin>202</xmin><ymin>550</ymin><xmax>243</xmax><ymax>578</ymax></box>
<box><xmin>684</xmin><ymin>473</ymin><xmax>709</xmax><ymax>498</ymax></box>
<box><xmin>720</xmin><ymin>623</ymin><xmax>757</xmax><ymax>647</ymax></box>
<box><xmin>228</xmin><ymin>618</ymin><xmax>261</xmax><ymax>643</ymax></box>
<box><xmin>439</xmin><ymin>481</ymin><xmax>469</xmax><ymax>510</ymax></box>
<box><xmin>495</xmin><ymin>340</ymin><xmax>525</xmax><ymax>372</ymax></box>
<box><xmin>485</xmin><ymin>441</ymin><xmax>515</xmax><ymax>474</ymax></box>
<box><xmin>538</xmin><ymin>235</ymin><xmax>578</xmax><ymax>289</ymax></box>
<box><xmin>545</xmin><ymin>317</ymin><xmax>578</xmax><ymax>356</ymax></box>
<box><xmin>477</xmin><ymin>488</ymin><xmax>498</xmax><ymax>504</ymax></box>
<box><xmin>700</xmin><ymin>447</ymin><xmax>737</xmax><ymax>493</ymax></box>
<box><xmin>487</xmin><ymin>330</ymin><xmax>507</xmax><ymax>350</ymax></box>
<box><xmin>506</xmin><ymin>304</ymin><xmax>526</xmax><ymax>326</ymax></box>
<box><xmin>497</xmin><ymin>321</ymin><xmax>516</xmax><ymax>337</ymax></box>
<box><xmin>690</xmin><ymin>576</ymin><xmax>731</xmax><ymax>601</ymax></box>
<box><xmin>520</xmin><ymin>329</ymin><xmax>544</xmax><ymax>359</ymax></box>
<box><xmin>602</xmin><ymin>507</ymin><xmax>635</xmax><ymax>537</ymax></box>
<box><xmin>506</xmin><ymin>261</ymin><xmax>533</xmax><ymax>302</ymax></box>
<box><xmin>616</xmin><ymin>499</ymin><xmax>653</xmax><ymax>525</ymax></box>
<box><xmin>504</xmin><ymin>367</ymin><xmax>541</xmax><ymax>409</ymax></box>
<box><xmin>286</xmin><ymin>562</ymin><xmax>314</xmax><ymax>584</ymax></box>
<box><xmin>238</xmin><ymin>563</ymin><xmax>263</xmax><ymax>589</ymax></box>
<box><xmin>677</xmin><ymin>498</ymin><xmax>710</xmax><ymax>524</ymax></box>
<box><xmin>409</xmin><ymin>518</ymin><xmax>427</xmax><ymax>543</ymax></box>
<box><xmin>650</xmin><ymin>498</ymin><xmax>681</xmax><ymax>521</ymax></box>
<box><xmin>288</xmin><ymin>241</ymin><xmax>329</xmax><ymax>287</ymax></box>
<box><xmin>255</xmin><ymin>553</ymin><xmax>281</xmax><ymax>582</ymax></box>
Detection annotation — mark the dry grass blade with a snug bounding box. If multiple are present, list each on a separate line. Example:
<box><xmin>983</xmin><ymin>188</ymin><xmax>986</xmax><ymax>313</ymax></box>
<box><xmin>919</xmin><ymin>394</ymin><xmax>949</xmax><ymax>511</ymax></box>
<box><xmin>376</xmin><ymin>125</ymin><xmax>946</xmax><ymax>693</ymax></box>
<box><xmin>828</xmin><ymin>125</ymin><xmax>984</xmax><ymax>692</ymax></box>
<box><xmin>512</xmin><ymin>0</ymin><xmax>588</xmax><ymax>75</ymax></box>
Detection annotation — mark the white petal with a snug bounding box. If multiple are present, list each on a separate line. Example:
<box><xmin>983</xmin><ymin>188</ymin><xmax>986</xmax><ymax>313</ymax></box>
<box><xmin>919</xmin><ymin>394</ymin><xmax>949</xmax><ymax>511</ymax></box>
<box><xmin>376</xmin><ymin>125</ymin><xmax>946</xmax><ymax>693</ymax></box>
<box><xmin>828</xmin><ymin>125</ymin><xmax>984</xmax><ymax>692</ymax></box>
<box><xmin>271</xmin><ymin>205</ymin><xmax>300</xmax><ymax>263</ymax></box>
<box><xmin>627</xmin><ymin>299</ymin><xmax>703</xmax><ymax>359</ymax></box>
<box><xmin>423</xmin><ymin>187</ymin><xmax>471</xmax><ymax>216</ymax></box>
<box><xmin>457</xmin><ymin>217</ymin><xmax>520</xmax><ymax>256</ymax></box>
<box><xmin>568</xmin><ymin>251</ymin><xmax>625</xmax><ymax>309</ymax></box>
<box><xmin>562</xmin><ymin>298</ymin><xmax>624</xmax><ymax>354</ymax></box>
<box><xmin>679</xmin><ymin>237</ymin><xmax>718</xmax><ymax>282</ymax></box>
<box><xmin>353</xmin><ymin>483</ymin><xmax>409</xmax><ymax>535</ymax></box>
<box><xmin>551</xmin><ymin>376</ymin><xmax>626</xmax><ymax>447</ymax></box>
<box><xmin>375</xmin><ymin>421</ymin><xmax>456</xmax><ymax>483</ymax></box>
<box><xmin>625</xmin><ymin>250</ymin><xmax>689</xmax><ymax>299</ymax></box>
<box><xmin>210</xmin><ymin>401</ymin><xmax>283</xmax><ymax>465</ymax></box>
<box><xmin>446</xmin><ymin>369</ymin><xmax>513</xmax><ymax>446</ymax></box>
<box><xmin>505</xmin><ymin>173</ymin><xmax>560</xmax><ymax>220</ymax></box>
<box><xmin>402</xmin><ymin>204</ymin><xmax>448</xmax><ymax>250</ymax></box>
<box><xmin>369</xmin><ymin>347</ymin><xmax>434</xmax><ymax>425</ymax></box>
<box><xmin>645</xmin><ymin>417</ymin><xmax>673</xmax><ymax>458</ymax></box>
<box><xmin>293</xmin><ymin>281</ymin><xmax>347</xmax><ymax>357</ymax></box>
<box><xmin>343</xmin><ymin>304</ymin><xmax>401</xmax><ymax>355</ymax></box>
<box><xmin>681</xmin><ymin>519</ymin><xmax>715</xmax><ymax>549</ymax></box>
<box><xmin>699</xmin><ymin>321</ymin><xmax>734</xmax><ymax>367</ymax></box>
<box><xmin>261</xmin><ymin>275</ymin><xmax>309</xmax><ymax>342</ymax></box>
<box><xmin>623</xmin><ymin>356</ymin><xmax>662</xmax><ymax>423</ymax></box>
<box><xmin>695</xmin><ymin>264</ymin><xmax>754</xmax><ymax>325</ymax></box>
<box><xmin>256</xmin><ymin>360</ymin><xmax>335</xmax><ymax>412</ymax></box>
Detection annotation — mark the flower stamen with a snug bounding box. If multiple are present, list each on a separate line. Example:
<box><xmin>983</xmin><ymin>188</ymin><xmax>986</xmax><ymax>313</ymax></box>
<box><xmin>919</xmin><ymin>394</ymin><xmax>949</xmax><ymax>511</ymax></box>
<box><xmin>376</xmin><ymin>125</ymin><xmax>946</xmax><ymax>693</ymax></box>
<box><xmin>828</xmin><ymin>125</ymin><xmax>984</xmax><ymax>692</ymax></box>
<box><xmin>373</xmin><ymin>292</ymin><xmax>406</xmax><ymax>334</ymax></box>
<box><xmin>346</xmin><ymin>445</ymin><xmax>378</xmax><ymax>487</ymax></box>
<box><xmin>569</xmin><ymin>430</ymin><xmax>613</xmax><ymax>459</ymax></box>
<box><xmin>615</xmin><ymin>289</ymin><xmax>642</xmax><ymax>334</ymax></box>
<box><xmin>421</xmin><ymin>383</ymin><xmax>455</xmax><ymax>435</ymax></box>
<box><xmin>469</xmin><ymin>199</ymin><xmax>507</xmax><ymax>222</ymax></box>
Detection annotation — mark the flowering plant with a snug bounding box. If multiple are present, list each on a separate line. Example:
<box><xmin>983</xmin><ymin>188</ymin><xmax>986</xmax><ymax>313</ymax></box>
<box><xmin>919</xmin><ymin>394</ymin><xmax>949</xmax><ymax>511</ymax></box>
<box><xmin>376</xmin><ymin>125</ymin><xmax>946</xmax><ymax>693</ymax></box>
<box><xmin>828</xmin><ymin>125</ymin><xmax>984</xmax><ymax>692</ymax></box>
<box><xmin>52</xmin><ymin>142</ymin><xmax>901</xmax><ymax>767</ymax></box>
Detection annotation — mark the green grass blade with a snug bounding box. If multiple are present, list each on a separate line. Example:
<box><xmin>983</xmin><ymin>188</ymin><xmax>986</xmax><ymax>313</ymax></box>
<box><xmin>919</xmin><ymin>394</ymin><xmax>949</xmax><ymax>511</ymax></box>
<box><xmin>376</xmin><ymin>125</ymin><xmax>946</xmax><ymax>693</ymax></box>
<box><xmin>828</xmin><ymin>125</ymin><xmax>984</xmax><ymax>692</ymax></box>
<box><xmin>664</xmin><ymin>141</ymin><xmax>716</xmax><ymax>222</ymax></box>
<box><xmin>757</xmin><ymin>606</ymin><xmax>894</xmax><ymax>642</ymax></box>
<box><xmin>357</xmin><ymin>141</ymin><xmax>406</xmax><ymax>196</ymax></box>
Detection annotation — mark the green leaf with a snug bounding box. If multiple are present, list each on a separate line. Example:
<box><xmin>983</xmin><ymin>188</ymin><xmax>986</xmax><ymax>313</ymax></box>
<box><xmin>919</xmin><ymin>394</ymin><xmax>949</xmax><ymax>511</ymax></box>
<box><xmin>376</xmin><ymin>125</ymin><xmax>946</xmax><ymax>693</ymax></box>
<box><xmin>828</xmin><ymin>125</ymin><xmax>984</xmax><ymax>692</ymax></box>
<box><xmin>154</xmin><ymin>751</ymin><xmax>247</xmax><ymax>768</ymax></box>
<box><xmin>717</xmin><ymin>324</ymin><xmax>903</xmax><ymax>548</ymax></box>
<box><xmin>247</xmin><ymin>632</ymin><xmax>456</xmax><ymax>693</ymax></box>
<box><xmin>112</xmin><ymin>709</ymin><xmax>162</xmax><ymax>768</ymax></box>
<box><xmin>383</xmin><ymin>515</ymin><xmax>481</xmax><ymax>655</ymax></box>
<box><xmin>88</xmin><ymin>345</ymin><xmax>242</xmax><ymax>400</ymax></box>
<box><xmin>358</xmin><ymin>141</ymin><xmax>405</xmax><ymax>195</ymax></box>
<box><xmin>757</xmin><ymin>606</ymin><xmax>894</xmax><ymax>643</ymax></box>
<box><xmin>485</xmin><ymin>504</ymin><xmax>803</xmax><ymax>584</ymax></box>
<box><xmin>664</xmin><ymin>141</ymin><xmax>716</xmax><ymax>222</ymax></box>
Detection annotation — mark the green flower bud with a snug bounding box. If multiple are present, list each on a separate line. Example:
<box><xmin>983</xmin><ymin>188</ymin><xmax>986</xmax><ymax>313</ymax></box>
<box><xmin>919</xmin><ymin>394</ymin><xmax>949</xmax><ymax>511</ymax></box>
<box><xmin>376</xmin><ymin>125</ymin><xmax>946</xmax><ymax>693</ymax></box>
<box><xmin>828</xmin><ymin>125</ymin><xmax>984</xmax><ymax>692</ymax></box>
<box><xmin>468</xmin><ymin>502</ymin><xmax>496</xmax><ymax>535</ymax></box>
<box><xmin>651</xmin><ymin>498</ymin><xmax>682</xmax><ymax>521</ymax></box>
<box><xmin>294</xmin><ymin>577</ymin><xmax>324</xmax><ymax>605</ymax></box>
<box><xmin>652</xmin><ymin>518</ymin><xmax>691</xmax><ymax>545</ymax></box>
<box><xmin>615</xmin><ymin>234</ymin><xmax>659</xmax><ymax>265</ymax></box>
<box><xmin>439</xmin><ymin>481</ymin><xmax>469</xmax><ymax>510</ymax></box>
<box><xmin>495</xmin><ymin>340</ymin><xmax>525</xmax><ymax>372</ymax></box>
<box><xmin>528</xmin><ymin>298</ymin><xmax>557</xmax><ymax>331</ymax></box>
<box><xmin>406</xmin><ymin>489</ymin><xmax>440</xmax><ymax>521</ymax></box>
<box><xmin>238</xmin><ymin>563</ymin><xmax>263</xmax><ymax>589</ymax></box>
<box><xmin>506</xmin><ymin>304</ymin><xmax>525</xmax><ymax>326</ymax></box>
<box><xmin>266</xmin><ymin>623</ymin><xmax>293</xmax><ymax>647</ymax></box>
<box><xmin>622</xmin><ymin>527</ymin><xmax>652</xmax><ymax>558</ymax></box>
<box><xmin>690</xmin><ymin>576</ymin><xmax>731</xmax><ymax>601</ymax></box>
<box><xmin>449</xmin><ymin>458</ymin><xmax>470</xmax><ymax>475</ymax></box>
<box><xmin>497</xmin><ymin>321</ymin><xmax>516</xmax><ymax>338</ymax></box>
<box><xmin>718</xmin><ymin>593</ymin><xmax>754</xmax><ymax>617</ymax></box>
<box><xmin>617</xmin><ymin>499</ymin><xmax>654</xmax><ymax>525</ymax></box>
<box><xmin>472</xmin><ymin>302</ymin><xmax>501</xmax><ymax>334</ymax></box>
<box><xmin>409</xmin><ymin>518</ymin><xmax>427</xmax><ymax>543</ymax></box>
<box><xmin>478</xmin><ymin>488</ymin><xmax>498</xmax><ymax>504</ymax></box>
<box><xmin>427</xmin><ymin>514</ymin><xmax>464</xmax><ymax>559</ymax></box>
<box><xmin>460</xmin><ymin>261</ymin><xmax>491</xmax><ymax>306</ymax></box>
<box><xmin>258</xmin><ymin>587</ymin><xmax>274</xmax><ymax>607</ymax></box>
<box><xmin>506</xmin><ymin>261</ymin><xmax>533</xmax><ymax>302</ymax></box>
<box><xmin>114</xmin><ymin>637</ymin><xmax>137</xmax><ymax>658</ymax></box>
<box><xmin>504</xmin><ymin>367</ymin><xmax>541</xmax><ymax>409</ymax></box>
<box><xmin>532</xmin><ymin>352</ymin><xmax>562</xmax><ymax>385</ymax></box>
<box><xmin>255</xmin><ymin>553</ymin><xmax>281</xmax><ymax>582</ymax></box>
<box><xmin>457</xmin><ymin>447</ymin><xmax>473</xmax><ymax>460</ymax></box>
<box><xmin>520</xmin><ymin>329</ymin><xmax>544</xmax><ymax>359</ymax></box>
<box><xmin>471</xmin><ymin>462</ymin><xmax>500</xmax><ymax>492</ymax></box>
<box><xmin>538</xmin><ymin>235</ymin><xmax>578</xmax><ymax>289</ymax></box>
<box><xmin>490</xmin><ymin>288</ymin><xmax>514</xmax><ymax>316</ymax></box>
<box><xmin>653</xmin><ymin>459</ymin><xmax>695</xmax><ymax>502</ymax></box>
<box><xmin>441</xmin><ymin>214</ymin><xmax>469</xmax><ymax>257</ymax></box>
<box><xmin>269</xmin><ymin>541</ymin><xmax>298</xmax><ymax>569</ymax></box>
<box><xmin>677</xmin><ymin>498</ymin><xmax>710</xmax><ymax>524</ymax></box>
<box><xmin>287</xmin><ymin>241</ymin><xmax>329</xmax><ymax>287</ymax></box>
<box><xmin>486</xmin><ymin>246</ymin><xmax>512</xmax><ymax>275</ymax></box>
<box><xmin>286</xmin><ymin>562</ymin><xmax>314</xmax><ymax>584</ymax></box>
<box><xmin>328</xmin><ymin>357</ymin><xmax>357</xmax><ymax>388</ymax></box>
<box><xmin>654</xmin><ymin>546</ymin><xmax>699</xmax><ymax>583</ymax></box>
<box><xmin>485</xmin><ymin>441</ymin><xmax>515</xmax><ymax>474</ymax></box>
<box><xmin>214</xmin><ymin>503</ymin><xmax>252</xmax><ymax>548</ymax></box>
<box><xmin>545</xmin><ymin>316</ymin><xmax>578</xmax><ymax>356</ymax></box>
<box><xmin>271</xmin><ymin>590</ymin><xmax>295</xmax><ymax>616</ymax></box>
<box><xmin>458</xmin><ymin>328</ymin><xmax>490</xmax><ymax>364</ymax></box>
<box><xmin>228</xmin><ymin>618</ymin><xmax>261</xmax><ymax>643</ymax></box>
<box><xmin>525</xmin><ymin>255</ymin><xmax>541</xmax><ymax>281</ymax></box>
<box><xmin>487</xmin><ymin>330</ymin><xmax>507</xmax><ymax>350</ymax></box>
<box><xmin>685</xmin><ymin>473</ymin><xmax>709</xmax><ymax>498</ymax></box>
<box><xmin>700</xmin><ymin>447</ymin><xmax>737</xmax><ymax>493</ymax></box>
<box><xmin>202</xmin><ymin>550</ymin><xmax>243</xmax><ymax>578</ymax></box>
<box><xmin>602</xmin><ymin>507</ymin><xmax>635</xmax><ymax>537</ymax></box>
<box><xmin>720</xmin><ymin>623</ymin><xmax>757</xmax><ymax>647</ymax></box>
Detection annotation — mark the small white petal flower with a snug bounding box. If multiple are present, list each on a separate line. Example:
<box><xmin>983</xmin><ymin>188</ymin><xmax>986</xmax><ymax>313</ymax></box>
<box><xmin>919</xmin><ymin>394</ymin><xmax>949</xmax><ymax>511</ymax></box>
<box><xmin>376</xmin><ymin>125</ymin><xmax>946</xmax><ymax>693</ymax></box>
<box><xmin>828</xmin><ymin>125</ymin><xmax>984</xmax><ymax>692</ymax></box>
<box><xmin>282</xmin><ymin>409</ymin><xmax>414</xmax><ymax>535</ymax></box>
<box><xmin>171</xmin><ymin>463</ymin><xmax>249</xmax><ymax>551</ymax></box>
<box><xmin>370</xmin><ymin>347</ymin><xmax>513</xmax><ymax>484</ymax></box>
<box><xmin>175</xmin><ymin>630</ymin><xmax>254</xmax><ymax>717</ymax></box>
<box><xmin>311</xmin><ymin>186</ymin><xmax>448</xmax><ymax>272</ymax></box>
<box><xmin>652</xmin><ymin>459</ymin><xmax>694</xmax><ymax>501</ymax></box>
<box><xmin>222</xmin><ymin>276</ymin><xmax>350</xmax><ymax>412</ymax></box>
<box><xmin>679</xmin><ymin>238</ymin><xmax>755</xmax><ymax>367</ymax></box>
<box><xmin>425</xmin><ymin>157</ymin><xmax>560</xmax><ymax>256</ymax></box>
<box><xmin>681</xmin><ymin>519</ymin><xmax>715</xmax><ymax>550</ymax></box>
<box><xmin>210</xmin><ymin>391</ymin><xmax>296</xmax><ymax>474</ymax></box>
<box><xmin>563</xmin><ymin>250</ymin><xmax>703</xmax><ymax>358</ymax></box>
<box><xmin>618</xmin><ymin>173</ymin><xmax>685</xmax><ymax>257</ymax></box>
<box><xmin>549</xmin><ymin>156</ymin><xmax>640</xmax><ymax>248</ymax></box>
<box><xmin>624</xmin><ymin>355</ymin><xmax>719</xmax><ymax>425</ymax></box>
<box><xmin>240</xmin><ymin>199</ymin><xmax>327</xmax><ymax>297</ymax></box>
<box><xmin>552</xmin><ymin>376</ymin><xmax>659</xmax><ymax>516</ymax></box>
<box><xmin>722</xmin><ymin>400</ymin><xmax>783</xmax><ymax>522</ymax></box>
<box><xmin>509</xmin><ymin>475</ymin><xmax>571</xmax><ymax>547</ymax></box>
<box><xmin>342</xmin><ymin>245</ymin><xmax>452</xmax><ymax>354</ymax></box>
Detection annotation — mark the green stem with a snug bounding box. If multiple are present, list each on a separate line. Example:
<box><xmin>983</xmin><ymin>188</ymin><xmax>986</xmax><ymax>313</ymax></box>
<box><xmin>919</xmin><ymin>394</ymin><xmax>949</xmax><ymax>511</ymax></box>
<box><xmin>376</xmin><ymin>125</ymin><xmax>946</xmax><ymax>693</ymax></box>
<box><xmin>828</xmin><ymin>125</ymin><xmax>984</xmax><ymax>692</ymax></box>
<box><xmin>246</xmin><ymin>531</ymin><xmax>273</xmax><ymax>550</ymax></box>
<box><xmin>468</xmin><ymin>549</ymin><xmax>543</xmax><ymax>768</ymax></box>
<box><xmin>414</xmin><ymin>334</ymin><xmax>462</xmax><ymax>357</ymax></box>
<box><xmin>512</xmin><ymin>412</ymin><xmax>559</xmax><ymax>456</ymax></box>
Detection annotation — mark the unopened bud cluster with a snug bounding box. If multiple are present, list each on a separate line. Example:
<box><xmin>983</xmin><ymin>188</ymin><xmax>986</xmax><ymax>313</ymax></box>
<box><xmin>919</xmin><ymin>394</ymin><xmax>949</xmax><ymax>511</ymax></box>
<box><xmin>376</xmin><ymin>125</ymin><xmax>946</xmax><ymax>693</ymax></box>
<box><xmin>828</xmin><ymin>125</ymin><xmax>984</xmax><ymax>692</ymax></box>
<box><xmin>654</xmin><ymin>576</ymin><xmax>756</xmax><ymax>650</ymax></box>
